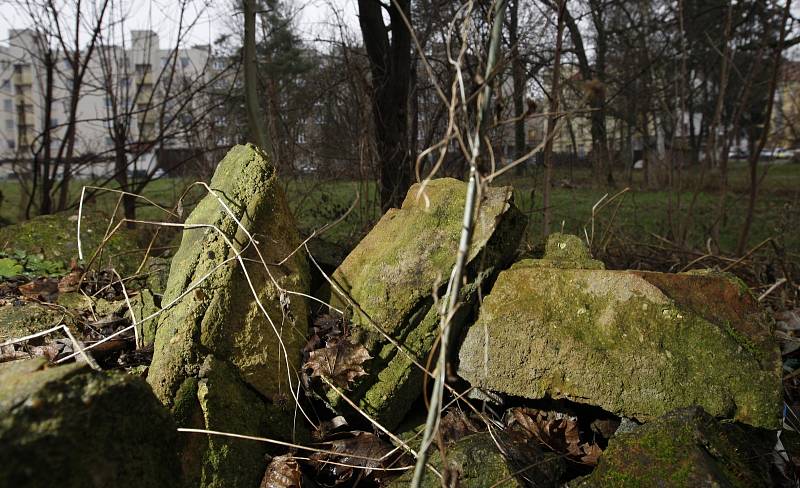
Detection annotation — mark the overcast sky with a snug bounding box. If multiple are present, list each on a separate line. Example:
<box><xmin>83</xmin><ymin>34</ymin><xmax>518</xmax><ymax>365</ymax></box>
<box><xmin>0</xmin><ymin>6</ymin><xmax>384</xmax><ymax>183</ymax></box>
<box><xmin>0</xmin><ymin>0</ymin><xmax>360</xmax><ymax>50</ymax></box>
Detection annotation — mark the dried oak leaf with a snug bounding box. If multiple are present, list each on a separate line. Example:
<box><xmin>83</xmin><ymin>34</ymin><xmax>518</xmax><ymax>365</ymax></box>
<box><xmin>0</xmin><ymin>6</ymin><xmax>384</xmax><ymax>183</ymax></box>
<box><xmin>580</xmin><ymin>442</ymin><xmax>603</xmax><ymax>466</ymax></box>
<box><xmin>304</xmin><ymin>338</ymin><xmax>370</xmax><ymax>388</ymax></box>
<box><xmin>260</xmin><ymin>454</ymin><xmax>301</xmax><ymax>488</ymax></box>
<box><xmin>310</xmin><ymin>431</ymin><xmax>398</xmax><ymax>483</ymax></box>
<box><xmin>19</xmin><ymin>278</ymin><xmax>59</xmax><ymax>300</ymax></box>
<box><xmin>506</xmin><ymin>408</ymin><xmax>603</xmax><ymax>466</ymax></box>
<box><xmin>58</xmin><ymin>262</ymin><xmax>83</xmax><ymax>294</ymax></box>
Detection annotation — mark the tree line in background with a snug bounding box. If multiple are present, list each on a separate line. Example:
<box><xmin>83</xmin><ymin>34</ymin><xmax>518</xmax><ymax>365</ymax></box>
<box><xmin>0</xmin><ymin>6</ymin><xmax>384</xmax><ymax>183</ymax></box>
<box><xmin>3</xmin><ymin>0</ymin><xmax>798</xmax><ymax>254</ymax></box>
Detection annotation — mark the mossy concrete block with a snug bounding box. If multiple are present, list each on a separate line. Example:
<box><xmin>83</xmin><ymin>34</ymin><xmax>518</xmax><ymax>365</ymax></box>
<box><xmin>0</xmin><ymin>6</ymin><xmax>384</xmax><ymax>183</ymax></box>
<box><xmin>459</xmin><ymin>260</ymin><xmax>781</xmax><ymax>429</ymax></box>
<box><xmin>0</xmin><ymin>358</ymin><xmax>180</xmax><ymax>488</ymax></box>
<box><xmin>143</xmin><ymin>256</ymin><xmax>171</xmax><ymax>295</ymax></box>
<box><xmin>330</xmin><ymin>178</ymin><xmax>526</xmax><ymax>428</ymax></box>
<box><xmin>0</xmin><ymin>301</ymin><xmax>70</xmax><ymax>342</ymax></box>
<box><xmin>519</xmin><ymin>232</ymin><xmax>604</xmax><ymax>270</ymax></box>
<box><xmin>146</xmin><ymin>144</ymin><xmax>309</xmax><ymax>487</ymax></box>
<box><xmin>95</xmin><ymin>289</ymin><xmax>160</xmax><ymax>347</ymax></box>
<box><xmin>0</xmin><ymin>210</ymin><xmax>142</xmax><ymax>275</ymax></box>
<box><xmin>390</xmin><ymin>432</ymin><xmax>525</xmax><ymax>487</ymax></box>
<box><xmin>576</xmin><ymin>407</ymin><xmax>775</xmax><ymax>487</ymax></box>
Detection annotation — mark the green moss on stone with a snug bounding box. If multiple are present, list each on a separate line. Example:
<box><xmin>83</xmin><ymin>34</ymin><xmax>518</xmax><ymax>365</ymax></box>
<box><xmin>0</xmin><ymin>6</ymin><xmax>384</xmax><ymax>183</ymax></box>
<box><xmin>459</xmin><ymin>266</ymin><xmax>781</xmax><ymax>428</ymax></box>
<box><xmin>328</xmin><ymin>178</ymin><xmax>527</xmax><ymax>428</ymax></box>
<box><xmin>146</xmin><ymin>144</ymin><xmax>310</xmax><ymax>488</ymax></box>
<box><xmin>0</xmin><ymin>302</ymin><xmax>72</xmax><ymax>342</ymax></box>
<box><xmin>579</xmin><ymin>407</ymin><xmax>774</xmax><ymax>487</ymax></box>
<box><xmin>390</xmin><ymin>433</ymin><xmax>530</xmax><ymax>487</ymax></box>
<box><xmin>517</xmin><ymin>233</ymin><xmax>605</xmax><ymax>270</ymax></box>
<box><xmin>0</xmin><ymin>359</ymin><xmax>179</xmax><ymax>488</ymax></box>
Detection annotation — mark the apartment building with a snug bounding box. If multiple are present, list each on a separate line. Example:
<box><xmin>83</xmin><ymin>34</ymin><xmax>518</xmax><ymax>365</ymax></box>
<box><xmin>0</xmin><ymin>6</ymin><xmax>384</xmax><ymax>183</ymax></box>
<box><xmin>0</xmin><ymin>28</ymin><xmax>213</xmax><ymax>178</ymax></box>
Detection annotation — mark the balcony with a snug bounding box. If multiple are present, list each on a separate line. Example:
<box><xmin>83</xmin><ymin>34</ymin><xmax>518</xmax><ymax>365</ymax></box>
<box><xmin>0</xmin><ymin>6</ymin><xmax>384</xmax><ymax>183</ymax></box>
<box><xmin>12</xmin><ymin>67</ymin><xmax>32</xmax><ymax>87</ymax></box>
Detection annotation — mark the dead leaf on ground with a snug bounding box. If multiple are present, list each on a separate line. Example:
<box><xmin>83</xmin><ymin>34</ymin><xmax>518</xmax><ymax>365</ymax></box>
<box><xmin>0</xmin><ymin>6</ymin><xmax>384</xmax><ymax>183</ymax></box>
<box><xmin>303</xmin><ymin>314</ymin><xmax>344</xmax><ymax>357</ymax></box>
<box><xmin>505</xmin><ymin>407</ymin><xmax>604</xmax><ymax>466</ymax></box>
<box><xmin>304</xmin><ymin>338</ymin><xmax>371</xmax><ymax>388</ymax></box>
<box><xmin>439</xmin><ymin>409</ymin><xmax>481</xmax><ymax>444</ymax></box>
<box><xmin>260</xmin><ymin>454</ymin><xmax>301</xmax><ymax>488</ymax></box>
<box><xmin>0</xmin><ymin>342</ymin><xmax>61</xmax><ymax>364</ymax></box>
<box><xmin>58</xmin><ymin>264</ymin><xmax>83</xmax><ymax>293</ymax></box>
<box><xmin>18</xmin><ymin>278</ymin><xmax>59</xmax><ymax>300</ymax></box>
<box><xmin>310</xmin><ymin>431</ymin><xmax>401</xmax><ymax>484</ymax></box>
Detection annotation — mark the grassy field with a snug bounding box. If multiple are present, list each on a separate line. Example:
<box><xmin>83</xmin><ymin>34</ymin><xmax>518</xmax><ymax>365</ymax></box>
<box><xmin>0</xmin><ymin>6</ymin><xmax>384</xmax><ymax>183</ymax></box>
<box><xmin>1</xmin><ymin>160</ymin><xmax>798</xmax><ymax>266</ymax></box>
<box><xmin>287</xmin><ymin>161</ymin><xmax>800</xmax><ymax>263</ymax></box>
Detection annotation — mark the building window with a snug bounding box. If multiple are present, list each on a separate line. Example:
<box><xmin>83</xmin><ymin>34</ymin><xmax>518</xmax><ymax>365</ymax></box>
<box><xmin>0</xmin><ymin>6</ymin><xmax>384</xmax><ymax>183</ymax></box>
<box><xmin>180</xmin><ymin>57</ymin><xmax>190</xmax><ymax>68</ymax></box>
<box><xmin>213</xmin><ymin>59</ymin><xmax>225</xmax><ymax>70</ymax></box>
<box><xmin>3</xmin><ymin>99</ymin><xmax>11</xmax><ymax>112</ymax></box>
<box><xmin>105</xmin><ymin>96</ymin><xmax>112</xmax><ymax>108</ymax></box>
<box><xmin>50</xmin><ymin>118</ymin><xmax>58</xmax><ymax>127</ymax></box>
<box><xmin>5</xmin><ymin>119</ymin><xmax>13</xmax><ymax>129</ymax></box>
<box><xmin>7</xmin><ymin>139</ymin><xmax>15</xmax><ymax>149</ymax></box>
<box><xmin>1</xmin><ymin>79</ymin><xmax>9</xmax><ymax>90</ymax></box>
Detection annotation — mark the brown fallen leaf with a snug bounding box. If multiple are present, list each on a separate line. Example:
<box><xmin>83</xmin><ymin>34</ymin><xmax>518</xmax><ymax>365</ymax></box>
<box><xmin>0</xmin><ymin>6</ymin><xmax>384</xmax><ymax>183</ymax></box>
<box><xmin>260</xmin><ymin>454</ymin><xmax>301</xmax><ymax>488</ymax></box>
<box><xmin>439</xmin><ymin>409</ymin><xmax>481</xmax><ymax>444</ymax></box>
<box><xmin>310</xmin><ymin>431</ymin><xmax>400</xmax><ymax>484</ymax></box>
<box><xmin>58</xmin><ymin>265</ymin><xmax>83</xmax><ymax>294</ymax></box>
<box><xmin>304</xmin><ymin>338</ymin><xmax>371</xmax><ymax>388</ymax></box>
<box><xmin>19</xmin><ymin>278</ymin><xmax>59</xmax><ymax>300</ymax></box>
<box><xmin>580</xmin><ymin>442</ymin><xmax>603</xmax><ymax>465</ymax></box>
<box><xmin>0</xmin><ymin>342</ymin><xmax>61</xmax><ymax>363</ymax></box>
<box><xmin>505</xmin><ymin>407</ymin><xmax>604</xmax><ymax>466</ymax></box>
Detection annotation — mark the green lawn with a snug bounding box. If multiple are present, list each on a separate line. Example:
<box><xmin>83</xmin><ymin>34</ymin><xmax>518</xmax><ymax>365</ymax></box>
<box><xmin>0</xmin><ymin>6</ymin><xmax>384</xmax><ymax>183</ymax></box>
<box><xmin>2</xmin><ymin>160</ymin><xmax>798</xmax><ymax>266</ymax></box>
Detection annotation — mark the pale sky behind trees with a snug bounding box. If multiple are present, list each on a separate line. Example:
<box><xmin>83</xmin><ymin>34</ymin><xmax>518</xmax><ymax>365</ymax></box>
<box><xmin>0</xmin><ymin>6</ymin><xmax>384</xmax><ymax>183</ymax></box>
<box><xmin>0</xmin><ymin>0</ymin><xmax>360</xmax><ymax>51</ymax></box>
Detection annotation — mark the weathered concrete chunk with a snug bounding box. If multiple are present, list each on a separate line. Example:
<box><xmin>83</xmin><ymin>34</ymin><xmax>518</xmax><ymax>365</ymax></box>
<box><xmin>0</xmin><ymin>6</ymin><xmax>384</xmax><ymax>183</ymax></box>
<box><xmin>96</xmin><ymin>288</ymin><xmax>160</xmax><ymax>347</ymax></box>
<box><xmin>0</xmin><ymin>358</ymin><xmax>179</xmax><ymax>488</ymax></box>
<box><xmin>524</xmin><ymin>232</ymin><xmax>604</xmax><ymax>270</ymax></box>
<box><xmin>459</xmin><ymin>234</ymin><xmax>781</xmax><ymax>429</ymax></box>
<box><xmin>390</xmin><ymin>432</ymin><xmax>538</xmax><ymax>487</ymax></box>
<box><xmin>574</xmin><ymin>407</ymin><xmax>775</xmax><ymax>487</ymax></box>
<box><xmin>0</xmin><ymin>301</ymin><xmax>67</xmax><ymax>343</ymax></box>
<box><xmin>146</xmin><ymin>144</ymin><xmax>310</xmax><ymax>487</ymax></box>
<box><xmin>329</xmin><ymin>178</ymin><xmax>526</xmax><ymax>428</ymax></box>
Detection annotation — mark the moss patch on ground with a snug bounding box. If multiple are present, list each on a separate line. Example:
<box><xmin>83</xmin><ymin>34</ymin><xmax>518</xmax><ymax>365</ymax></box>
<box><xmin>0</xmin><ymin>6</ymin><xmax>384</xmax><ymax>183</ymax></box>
<box><xmin>0</xmin><ymin>210</ymin><xmax>143</xmax><ymax>276</ymax></box>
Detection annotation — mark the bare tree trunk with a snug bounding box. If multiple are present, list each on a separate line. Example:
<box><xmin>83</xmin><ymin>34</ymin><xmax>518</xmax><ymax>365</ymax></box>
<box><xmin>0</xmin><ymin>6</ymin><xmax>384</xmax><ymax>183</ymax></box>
<box><xmin>358</xmin><ymin>0</ymin><xmax>412</xmax><ymax>212</ymax></box>
<box><xmin>243</xmin><ymin>0</ymin><xmax>270</xmax><ymax>153</ymax></box>
<box><xmin>554</xmin><ymin>0</ymin><xmax>611</xmax><ymax>187</ymax></box>
<box><xmin>510</xmin><ymin>0</ymin><xmax>527</xmax><ymax>175</ymax></box>
<box><xmin>736</xmin><ymin>0</ymin><xmax>791</xmax><ymax>255</ymax></box>
<box><xmin>542</xmin><ymin>0</ymin><xmax>565</xmax><ymax>239</ymax></box>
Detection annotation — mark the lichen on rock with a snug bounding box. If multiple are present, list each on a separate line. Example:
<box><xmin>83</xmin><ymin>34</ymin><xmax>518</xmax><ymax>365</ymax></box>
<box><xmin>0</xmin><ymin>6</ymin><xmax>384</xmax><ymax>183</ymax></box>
<box><xmin>389</xmin><ymin>432</ymin><xmax>533</xmax><ymax>487</ymax></box>
<box><xmin>518</xmin><ymin>232</ymin><xmax>604</xmax><ymax>270</ymax></box>
<box><xmin>328</xmin><ymin>178</ymin><xmax>527</xmax><ymax>428</ymax></box>
<box><xmin>459</xmin><ymin>235</ymin><xmax>781</xmax><ymax>429</ymax></box>
<box><xmin>146</xmin><ymin>144</ymin><xmax>310</xmax><ymax>487</ymax></box>
<box><xmin>0</xmin><ymin>301</ymin><xmax>74</xmax><ymax>343</ymax></box>
<box><xmin>0</xmin><ymin>358</ymin><xmax>180</xmax><ymax>488</ymax></box>
<box><xmin>574</xmin><ymin>407</ymin><xmax>776</xmax><ymax>487</ymax></box>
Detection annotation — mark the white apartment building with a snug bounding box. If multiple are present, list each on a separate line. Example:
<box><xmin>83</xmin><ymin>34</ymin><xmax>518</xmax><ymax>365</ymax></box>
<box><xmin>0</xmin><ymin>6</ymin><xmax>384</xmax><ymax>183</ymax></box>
<box><xmin>0</xmin><ymin>29</ymin><xmax>214</xmax><ymax>178</ymax></box>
